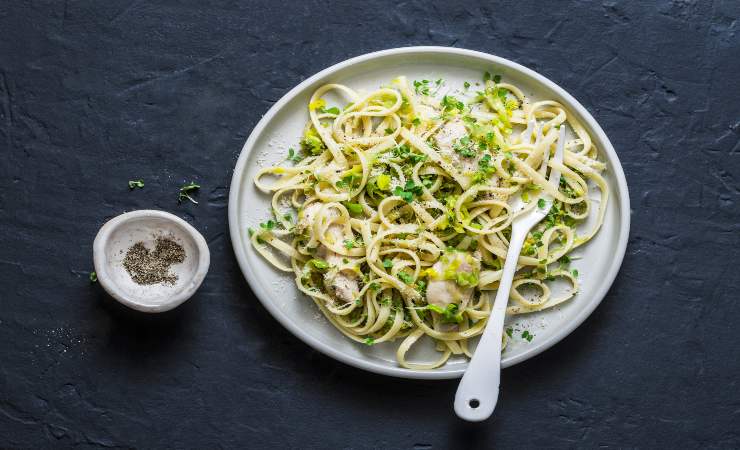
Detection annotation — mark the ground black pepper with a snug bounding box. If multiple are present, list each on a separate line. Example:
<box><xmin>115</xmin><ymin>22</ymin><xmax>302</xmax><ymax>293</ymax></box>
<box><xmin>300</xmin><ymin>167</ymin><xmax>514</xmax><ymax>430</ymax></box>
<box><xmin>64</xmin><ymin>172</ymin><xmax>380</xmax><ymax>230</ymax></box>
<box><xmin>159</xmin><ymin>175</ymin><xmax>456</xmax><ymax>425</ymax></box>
<box><xmin>123</xmin><ymin>237</ymin><xmax>186</xmax><ymax>285</ymax></box>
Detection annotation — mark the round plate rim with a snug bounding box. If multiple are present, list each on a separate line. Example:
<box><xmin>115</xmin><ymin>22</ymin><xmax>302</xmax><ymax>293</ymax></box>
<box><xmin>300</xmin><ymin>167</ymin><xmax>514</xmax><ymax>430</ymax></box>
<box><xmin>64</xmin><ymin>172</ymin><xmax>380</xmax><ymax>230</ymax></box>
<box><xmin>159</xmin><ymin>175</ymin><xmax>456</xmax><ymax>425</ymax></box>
<box><xmin>228</xmin><ymin>46</ymin><xmax>631</xmax><ymax>380</ymax></box>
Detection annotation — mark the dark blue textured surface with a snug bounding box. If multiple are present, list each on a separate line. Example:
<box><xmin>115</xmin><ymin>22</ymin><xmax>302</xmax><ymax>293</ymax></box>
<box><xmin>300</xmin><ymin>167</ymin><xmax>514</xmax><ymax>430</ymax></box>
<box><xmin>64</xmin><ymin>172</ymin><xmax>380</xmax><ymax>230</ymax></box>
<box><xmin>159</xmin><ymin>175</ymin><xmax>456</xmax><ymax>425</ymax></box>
<box><xmin>1</xmin><ymin>1</ymin><xmax>739</xmax><ymax>448</ymax></box>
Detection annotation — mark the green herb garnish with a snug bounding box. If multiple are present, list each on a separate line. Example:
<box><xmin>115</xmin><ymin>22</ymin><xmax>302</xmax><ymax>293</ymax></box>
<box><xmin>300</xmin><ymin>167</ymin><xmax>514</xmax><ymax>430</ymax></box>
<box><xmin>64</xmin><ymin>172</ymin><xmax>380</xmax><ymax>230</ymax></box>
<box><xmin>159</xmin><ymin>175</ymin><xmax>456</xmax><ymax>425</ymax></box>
<box><xmin>248</xmin><ymin>227</ymin><xmax>265</xmax><ymax>244</ymax></box>
<box><xmin>413</xmin><ymin>79</ymin><xmax>431</xmax><ymax>95</ymax></box>
<box><xmin>425</xmin><ymin>303</ymin><xmax>464</xmax><ymax>323</ymax></box>
<box><xmin>397</xmin><ymin>271</ymin><xmax>413</xmax><ymax>284</ymax></box>
<box><xmin>471</xmin><ymin>154</ymin><xmax>496</xmax><ymax>184</ymax></box>
<box><xmin>343</xmin><ymin>202</ymin><xmax>363</xmax><ymax>215</ymax></box>
<box><xmin>307</xmin><ymin>259</ymin><xmax>330</xmax><ymax>271</ymax></box>
<box><xmin>393</xmin><ymin>180</ymin><xmax>423</xmax><ymax>203</ymax></box>
<box><xmin>178</xmin><ymin>181</ymin><xmax>201</xmax><ymax>204</ymax></box>
<box><xmin>128</xmin><ymin>179</ymin><xmax>144</xmax><ymax>190</ymax></box>
<box><xmin>287</xmin><ymin>147</ymin><xmax>303</xmax><ymax>162</ymax></box>
<box><xmin>441</xmin><ymin>95</ymin><xmax>465</xmax><ymax>113</ymax></box>
<box><xmin>321</xmin><ymin>106</ymin><xmax>340</xmax><ymax>115</ymax></box>
<box><xmin>453</xmin><ymin>135</ymin><xmax>477</xmax><ymax>158</ymax></box>
<box><xmin>392</xmin><ymin>144</ymin><xmax>427</xmax><ymax>164</ymax></box>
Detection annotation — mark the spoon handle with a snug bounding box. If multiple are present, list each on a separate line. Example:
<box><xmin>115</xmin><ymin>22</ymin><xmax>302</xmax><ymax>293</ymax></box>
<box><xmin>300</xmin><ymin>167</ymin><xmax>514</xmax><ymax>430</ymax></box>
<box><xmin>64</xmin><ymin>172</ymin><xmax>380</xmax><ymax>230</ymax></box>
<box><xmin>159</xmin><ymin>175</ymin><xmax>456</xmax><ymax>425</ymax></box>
<box><xmin>454</xmin><ymin>223</ymin><xmax>528</xmax><ymax>421</ymax></box>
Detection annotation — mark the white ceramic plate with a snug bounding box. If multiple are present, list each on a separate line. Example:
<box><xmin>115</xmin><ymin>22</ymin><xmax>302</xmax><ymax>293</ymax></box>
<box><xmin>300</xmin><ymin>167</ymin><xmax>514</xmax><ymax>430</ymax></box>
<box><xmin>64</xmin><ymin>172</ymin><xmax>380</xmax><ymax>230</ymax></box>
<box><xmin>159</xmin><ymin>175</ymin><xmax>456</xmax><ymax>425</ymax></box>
<box><xmin>228</xmin><ymin>47</ymin><xmax>630</xmax><ymax>379</ymax></box>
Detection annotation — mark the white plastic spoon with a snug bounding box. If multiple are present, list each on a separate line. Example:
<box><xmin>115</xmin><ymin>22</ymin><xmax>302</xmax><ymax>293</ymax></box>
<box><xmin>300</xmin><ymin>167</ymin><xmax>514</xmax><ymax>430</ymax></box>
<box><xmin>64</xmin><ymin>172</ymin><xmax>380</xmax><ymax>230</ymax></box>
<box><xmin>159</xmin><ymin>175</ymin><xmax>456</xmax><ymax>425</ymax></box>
<box><xmin>454</xmin><ymin>124</ymin><xmax>566</xmax><ymax>422</ymax></box>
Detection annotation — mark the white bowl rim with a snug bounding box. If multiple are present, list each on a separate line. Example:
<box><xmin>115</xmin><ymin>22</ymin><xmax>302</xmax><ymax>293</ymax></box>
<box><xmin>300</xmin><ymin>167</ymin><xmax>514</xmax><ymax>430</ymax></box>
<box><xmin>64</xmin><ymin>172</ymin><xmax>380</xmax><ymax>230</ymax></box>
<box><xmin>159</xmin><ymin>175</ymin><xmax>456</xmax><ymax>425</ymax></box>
<box><xmin>228</xmin><ymin>46</ymin><xmax>631</xmax><ymax>379</ymax></box>
<box><xmin>93</xmin><ymin>209</ymin><xmax>211</xmax><ymax>313</ymax></box>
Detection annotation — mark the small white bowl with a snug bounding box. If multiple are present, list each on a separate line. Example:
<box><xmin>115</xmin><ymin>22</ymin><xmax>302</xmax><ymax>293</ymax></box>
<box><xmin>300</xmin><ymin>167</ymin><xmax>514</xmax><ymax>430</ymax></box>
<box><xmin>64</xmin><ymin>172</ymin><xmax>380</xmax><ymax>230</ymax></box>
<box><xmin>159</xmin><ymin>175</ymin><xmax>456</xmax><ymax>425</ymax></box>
<box><xmin>93</xmin><ymin>210</ymin><xmax>210</xmax><ymax>313</ymax></box>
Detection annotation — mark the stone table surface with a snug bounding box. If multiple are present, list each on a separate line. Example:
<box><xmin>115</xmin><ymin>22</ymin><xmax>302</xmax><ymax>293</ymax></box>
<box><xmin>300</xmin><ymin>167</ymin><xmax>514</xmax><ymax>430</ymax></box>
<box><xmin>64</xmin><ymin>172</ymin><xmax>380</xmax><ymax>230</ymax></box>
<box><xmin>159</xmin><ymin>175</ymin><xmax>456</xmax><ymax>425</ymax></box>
<box><xmin>1</xmin><ymin>1</ymin><xmax>739</xmax><ymax>448</ymax></box>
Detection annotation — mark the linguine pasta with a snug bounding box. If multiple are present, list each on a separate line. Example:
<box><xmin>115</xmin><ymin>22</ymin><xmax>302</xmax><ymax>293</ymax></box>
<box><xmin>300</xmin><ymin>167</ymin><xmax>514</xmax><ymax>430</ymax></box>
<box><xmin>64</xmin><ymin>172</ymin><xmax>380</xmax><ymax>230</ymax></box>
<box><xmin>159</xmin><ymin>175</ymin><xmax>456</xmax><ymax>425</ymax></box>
<box><xmin>249</xmin><ymin>73</ymin><xmax>608</xmax><ymax>369</ymax></box>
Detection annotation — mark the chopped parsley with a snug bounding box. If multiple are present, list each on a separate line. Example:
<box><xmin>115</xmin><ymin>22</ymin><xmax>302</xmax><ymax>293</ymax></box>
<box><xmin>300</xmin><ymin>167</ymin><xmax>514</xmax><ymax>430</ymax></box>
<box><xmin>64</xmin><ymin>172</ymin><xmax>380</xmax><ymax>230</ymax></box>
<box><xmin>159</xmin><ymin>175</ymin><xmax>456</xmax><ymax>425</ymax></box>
<box><xmin>335</xmin><ymin>173</ymin><xmax>358</xmax><ymax>189</ymax></box>
<box><xmin>248</xmin><ymin>227</ymin><xmax>265</xmax><ymax>244</ymax></box>
<box><xmin>522</xmin><ymin>330</ymin><xmax>533</xmax><ymax>342</ymax></box>
<box><xmin>453</xmin><ymin>135</ymin><xmax>477</xmax><ymax>158</ymax></box>
<box><xmin>413</xmin><ymin>79</ymin><xmax>431</xmax><ymax>95</ymax></box>
<box><xmin>178</xmin><ymin>181</ymin><xmax>200</xmax><ymax>204</ymax></box>
<box><xmin>484</xmin><ymin>72</ymin><xmax>502</xmax><ymax>83</ymax></box>
<box><xmin>412</xmin><ymin>117</ymin><xmax>421</xmax><ymax>126</ymax></box>
<box><xmin>538</xmin><ymin>198</ymin><xmax>546</xmax><ymax>209</ymax></box>
<box><xmin>393</xmin><ymin>180</ymin><xmax>423</xmax><ymax>203</ymax></box>
<box><xmin>424</xmin><ymin>303</ymin><xmax>464</xmax><ymax>323</ymax></box>
<box><xmin>472</xmin><ymin>153</ymin><xmax>496</xmax><ymax>184</ymax></box>
<box><xmin>128</xmin><ymin>179</ymin><xmax>144</xmax><ymax>190</ymax></box>
<box><xmin>397</xmin><ymin>271</ymin><xmax>413</xmax><ymax>284</ymax></box>
<box><xmin>463</xmin><ymin>81</ymin><xmax>471</xmax><ymax>89</ymax></box>
<box><xmin>543</xmin><ymin>201</ymin><xmax>577</xmax><ymax>229</ymax></box>
<box><xmin>382</xmin><ymin>259</ymin><xmax>393</xmax><ymax>269</ymax></box>
<box><xmin>89</xmin><ymin>271</ymin><xmax>97</xmax><ymax>283</ymax></box>
<box><xmin>480</xmin><ymin>154</ymin><xmax>493</xmax><ymax>169</ymax></box>
<box><xmin>287</xmin><ymin>147</ymin><xmax>303</xmax><ymax>162</ymax></box>
<box><xmin>441</xmin><ymin>95</ymin><xmax>465</xmax><ymax>113</ymax></box>
<box><xmin>307</xmin><ymin>259</ymin><xmax>330</xmax><ymax>271</ymax></box>
<box><xmin>343</xmin><ymin>239</ymin><xmax>356</xmax><ymax>249</ymax></box>
<box><xmin>318</xmin><ymin>106</ymin><xmax>340</xmax><ymax>115</ymax></box>
<box><xmin>522</xmin><ymin>231</ymin><xmax>545</xmax><ymax>256</ymax></box>
<box><xmin>572</xmin><ymin>269</ymin><xmax>579</xmax><ymax>277</ymax></box>
<box><xmin>392</xmin><ymin>144</ymin><xmax>427</xmax><ymax>163</ymax></box>
<box><xmin>505</xmin><ymin>327</ymin><xmax>513</xmax><ymax>338</ymax></box>
<box><xmin>259</xmin><ymin>220</ymin><xmax>276</xmax><ymax>230</ymax></box>
<box><xmin>364</xmin><ymin>337</ymin><xmax>375</xmax><ymax>346</ymax></box>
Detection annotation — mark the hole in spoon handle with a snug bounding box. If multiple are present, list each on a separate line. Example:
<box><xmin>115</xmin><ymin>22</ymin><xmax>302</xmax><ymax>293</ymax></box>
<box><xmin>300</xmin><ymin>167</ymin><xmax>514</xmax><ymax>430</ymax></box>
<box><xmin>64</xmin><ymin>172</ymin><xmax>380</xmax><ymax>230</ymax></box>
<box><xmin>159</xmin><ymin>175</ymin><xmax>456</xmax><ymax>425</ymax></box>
<box><xmin>454</xmin><ymin>388</ymin><xmax>498</xmax><ymax>422</ymax></box>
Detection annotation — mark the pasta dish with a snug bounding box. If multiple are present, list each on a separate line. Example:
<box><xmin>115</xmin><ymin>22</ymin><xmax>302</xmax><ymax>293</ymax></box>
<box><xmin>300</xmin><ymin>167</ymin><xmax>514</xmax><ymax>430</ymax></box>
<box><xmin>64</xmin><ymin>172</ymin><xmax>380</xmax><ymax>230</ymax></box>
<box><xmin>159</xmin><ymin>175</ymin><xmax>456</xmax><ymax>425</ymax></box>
<box><xmin>250</xmin><ymin>73</ymin><xmax>608</xmax><ymax>369</ymax></box>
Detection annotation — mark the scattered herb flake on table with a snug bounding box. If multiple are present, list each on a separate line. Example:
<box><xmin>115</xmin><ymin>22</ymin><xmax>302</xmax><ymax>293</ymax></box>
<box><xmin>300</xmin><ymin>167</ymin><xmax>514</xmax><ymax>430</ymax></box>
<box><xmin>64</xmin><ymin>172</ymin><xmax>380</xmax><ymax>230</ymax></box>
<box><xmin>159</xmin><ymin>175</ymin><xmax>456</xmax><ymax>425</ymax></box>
<box><xmin>178</xmin><ymin>181</ymin><xmax>201</xmax><ymax>204</ymax></box>
<box><xmin>128</xmin><ymin>179</ymin><xmax>144</xmax><ymax>189</ymax></box>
